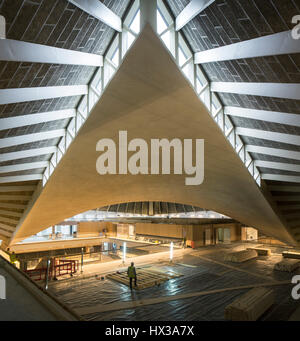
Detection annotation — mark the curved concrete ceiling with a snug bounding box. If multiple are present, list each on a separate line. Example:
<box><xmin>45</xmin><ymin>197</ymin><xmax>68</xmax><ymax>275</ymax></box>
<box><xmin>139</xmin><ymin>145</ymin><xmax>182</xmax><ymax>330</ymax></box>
<box><xmin>11</xmin><ymin>26</ymin><xmax>295</xmax><ymax>245</ymax></box>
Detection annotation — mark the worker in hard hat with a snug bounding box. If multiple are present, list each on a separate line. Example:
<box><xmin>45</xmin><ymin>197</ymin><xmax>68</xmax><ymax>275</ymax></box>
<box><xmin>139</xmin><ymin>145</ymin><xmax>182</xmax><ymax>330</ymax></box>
<box><xmin>7</xmin><ymin>248</ymin><xmax>17</xmax><ymax>266</ymax></box>
<box><xmin>127</xmin><ymin>262</ymin><xmax>137</xmax><ymax>290</ymax></box>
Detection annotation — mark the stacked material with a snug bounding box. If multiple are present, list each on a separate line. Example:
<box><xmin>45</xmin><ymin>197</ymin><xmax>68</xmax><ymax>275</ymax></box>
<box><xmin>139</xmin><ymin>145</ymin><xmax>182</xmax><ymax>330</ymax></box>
<box><xmin>225</xmin><ymin>287</ymin><xmax>274</xmax><ymax>321</ymax></box>
<box><xmin>224</xmin><ymin>249</ymin><xmax>258</xmax><ymax>263</ymax></box>
<box><xmin>274</xmin><ymin>258</ymin><xmax>300</xmax><ymax>272</ymax></box>
<box><xmin>282</xmin><ymin>251</ymin><xmax>300</xmax><ymax>259</ymax></box>
<box><xmin>247</xmin><ymin>247</ymin><xmax>271</xmax><ymax>256</ymax></box>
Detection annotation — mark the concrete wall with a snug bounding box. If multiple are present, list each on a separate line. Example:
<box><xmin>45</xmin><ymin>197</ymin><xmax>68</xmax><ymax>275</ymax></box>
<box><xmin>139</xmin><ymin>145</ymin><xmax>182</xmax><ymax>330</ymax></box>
<box><xmin>135</xmin><ymin>223</ymin><xmax>189</xmax><ymax>239</ymax></box>
<box><xmin>77</xmin><ymin>221</ymin><xmax>115</xmax><ymax>237</ymax></box>
<box><xmin>241</xmin><ymin>227</ymin><xmax>258</xmax><ymax>241</ymax></box>
<box><xmin>10</xmin><ymin>237</ymin><xmax>107</xmax><ymax>254</ymax></box>
<box><xmin>135</xmin><ymin>222</ymin><xmax>242</xmax><ymax>247</ymax></box>
<box><xmin>78</xmin><ymin>221</ymin><xmax>241</xmax><ymax>248</ymax></box>
<box><xmin>192</xmin><ymin>223</ymin><xmax>242</xmax><ymax>247</ymax></box>
<box><xmin>229</xmin><ymin>223</ymin><xmax>242</xmax><ymax>242</ymax></box>
<box><xmin>190</xmin><ymin>225</ymin><xmax>205</xmax><ymax>248</ymax></box>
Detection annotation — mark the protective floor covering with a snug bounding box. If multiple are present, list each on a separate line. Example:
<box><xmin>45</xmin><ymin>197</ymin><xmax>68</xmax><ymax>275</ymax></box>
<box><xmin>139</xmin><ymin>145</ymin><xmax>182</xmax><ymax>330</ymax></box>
<box><xmin>106</xmin><ymin>268</ymin><xmax>182</xmax><ymax>289</ymax></box>
<box><xmin>49</xmin><ymin>244</ymin><xmax>300</xmax><ymax>321</ymax></box>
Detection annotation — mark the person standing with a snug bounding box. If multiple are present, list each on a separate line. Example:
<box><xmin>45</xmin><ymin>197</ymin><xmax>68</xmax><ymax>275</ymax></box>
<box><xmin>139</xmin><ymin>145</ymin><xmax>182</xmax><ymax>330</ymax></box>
<box><xmin>183</xmin><ymin>228</ymin><xmax>187</xmax><ymax>248</ymax></box>
<box><xmin>7</xmin><ymin>248</ymin><xmax>17</xmax><ymax>266</ymax></box>
<box><xmin>127</xmin><ymin>262</ymin><xmax>137</xmax><ymax>290</ymax></box>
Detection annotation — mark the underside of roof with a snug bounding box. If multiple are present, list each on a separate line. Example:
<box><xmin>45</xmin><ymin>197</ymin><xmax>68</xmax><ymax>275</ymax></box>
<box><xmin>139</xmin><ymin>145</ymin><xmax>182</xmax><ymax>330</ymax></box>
<box><xmin>7</xmin><ymin>25</ymin><xmax>296</xmax><ymax>245</ymax></box>
<box><xmin>0</xmin><ymin>0</ymin><xmax>299</xmax><ymax>246</ymax></box>
<box><xmin>164</xmin><ymin>0</ymin><xmax>300</xmax><ymax>243</ymax></box>
<box><xmin>0</xmin><ymin>0</ymin><xmax>132</xmax><ymax>245</ymax></box>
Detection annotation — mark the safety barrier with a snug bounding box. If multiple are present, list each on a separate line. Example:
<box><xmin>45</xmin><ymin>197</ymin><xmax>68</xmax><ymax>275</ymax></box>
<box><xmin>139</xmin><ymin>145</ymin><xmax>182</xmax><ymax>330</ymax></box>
<box><xmin>25</xmin><ymin>259</ymin><xmax>79</xmax><ymax>281</ymax></box>
<box><xmin>54</xmin><ymin>259</ymin><xmax>79</xmax><ymax>278</ymax></box>
<box><xmin>24</xmin><ymin>267</ymin><xmax>46</xmax><ymax>281</ymax></box>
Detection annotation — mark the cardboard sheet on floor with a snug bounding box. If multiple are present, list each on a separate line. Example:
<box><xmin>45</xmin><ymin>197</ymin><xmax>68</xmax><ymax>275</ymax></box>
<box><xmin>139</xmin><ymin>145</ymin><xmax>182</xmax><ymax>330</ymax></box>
<box><xmin>49</xmin><ymin>251</ymin><xmax>299</xmax><ymax>321</ymax></box>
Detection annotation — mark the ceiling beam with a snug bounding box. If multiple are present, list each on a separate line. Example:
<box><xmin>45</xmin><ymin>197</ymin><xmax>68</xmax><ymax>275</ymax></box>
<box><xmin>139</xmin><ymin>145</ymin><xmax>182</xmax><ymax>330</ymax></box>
<box><xmin>0</xmin><ymin>228</ymin><xmax>13</xmax><ymax>237</ymax></box>
<box><xmin>211</xmin><ymin>82</ymin><xmax>300</xmax><ymax>100</ymax></box>
<box><xmin>246</xmin><ymin>145</ymin><xmax>300</xmax><ymax>161</ymax></box>
<box><xmin>280</xmin><ymin>204</ymin><xmax>300</xmax><ymax>210</ymax></box>
<box><xmin>0</xmin><ymin>39</ymin><xmax>103</xmax><ymax>66</ymax></box>
<box><xmin>255</xmin><ymin>160</ymin><xmax>300</xmax><ymax>173</ymax></box>
<box><xmin>225</xmin><ymin>106</ymin><xmax>300</xmax><ymax>127</ymax></box>
<box><xmin>68</xmin><ymin>0</ymin><xmax>122</xmax><ymax>32</ymax></box>
<box><xmin>0</xmin><ymin>216</ymin><xmax>18</xmax><ymax>225</ymax></box>
<box><xmin>0</xmin><ymin>109</ymin><xmax>76</xmax><ymax>131</ymax></box>
<box><xmin>0</xmin><ymin>203</ymin><xmax>26</xmax><ymax>209</ymax></box>
<box><xmin>0</xmin><ymin>224</ymin><xmax>15</xmax><ymax>233</ymax></box>
<box><xmin>0</xmin><ymin>129</ymin><xmax>65</xmax><ymax>149</ymax></box>
<box><xmin>0</xmin><ymin>223</ymin><xmax>15</xmax><ymax>233</ymax></box>
<box><xmin>288</xmin><ymin>221</ymin><xmax>300</xmax><ymax>228</ymax></box>
<box><xmin>273</xmin><ymin>196</ymin><xmax>300</xmax><ymax>201</ymax></box>
<box><xmin>236</xmin><ymin>127</ymin><xmax>300</xmax><ymax>146</ymax></box>
<box><xmin>0</xmin><ymin>161</ymin><xmax>49</xmax><ymax>174</ymax></box>
<box><xmin>285</xmin><ymin>212</ymin><xmax>300</xmax><ymax>219</ymax></box>
<box><xmin>176</xmin><ymin>0</ymin><xmax>215</xmax><ymax>31</ymax></box>
<box><xmin>0</xmin><ymin>146</ymin><xmax>57</xmax><ymax>163</ymax></box>
<box><xmin>0</xmin><ymin>15</ymin><xmax>5</xmax><ymax>39</ymax></box>
<box><xmin>0</xmin><ymin>210</ymin><xmax>22</xmax><ymax>218</ymax></box>
<box><xmin>262</xmin><ymin>174</ymin><xmax>300</xmax><ymax>183</ymax></box>
<box><xmin>291</xmin><ymin>223</ymin><xmax>300</xmax><ymax>229</ymax></box>
<box><xmin>0</xmin><ymin>85</ymin><xmax>88</xmax><ymax>105</ymax></box>
<box><xmin>195</xmin><ymin>30</ymin><xmax>299</xmax><ymax>64</ymax></box>
<box><xmin>269</xmin><ymin>186</ymin><xmax>300</xmax><ymax>192</ymax></box>
<box><xmin>0</xmin><ymin>174</ymin><xmax>43</xmax><ymax>184</ymax></box>
<box><xmin>0</xmin><ymin>186</ymin><xmax>36</xmax><ymax>192</ymax></box>
<box><xmin>0</xmin><ymin>194</ymin><xmax>32</xmax><ymax>200</ymax></box>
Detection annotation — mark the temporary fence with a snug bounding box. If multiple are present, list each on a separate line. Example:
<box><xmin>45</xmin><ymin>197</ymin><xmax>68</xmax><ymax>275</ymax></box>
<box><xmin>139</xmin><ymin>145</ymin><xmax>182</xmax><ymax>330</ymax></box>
<box><xmin>25</xmin><ymin>259</ymin><xmax>79</xmax><ymax>281</ymax></box>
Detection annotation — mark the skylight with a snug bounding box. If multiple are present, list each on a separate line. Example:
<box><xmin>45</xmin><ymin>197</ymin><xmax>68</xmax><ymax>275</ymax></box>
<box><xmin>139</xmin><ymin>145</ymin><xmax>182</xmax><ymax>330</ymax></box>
<box><xmin>130</xmin><ymin>9</ymin><xmax>140</xmax><ymax>34</ymax></box>
<box><xmin>157</xmin><ymin>9</ymin><xmax>168</xmax><ymax>34</ymax></box>
<box><xmin>161</xmin><ymin>30</ymin><xmax>171</xmax><ymax>50</ymax></box>
<box><xmin>178</xmin><ymin>47</ymin><xmax>187</xmax><ymax>67</ymax></box>
<box><xmin>111</xmin><ymin>48</ymin><xmax>119</xmax><ymax>67</ymax></box>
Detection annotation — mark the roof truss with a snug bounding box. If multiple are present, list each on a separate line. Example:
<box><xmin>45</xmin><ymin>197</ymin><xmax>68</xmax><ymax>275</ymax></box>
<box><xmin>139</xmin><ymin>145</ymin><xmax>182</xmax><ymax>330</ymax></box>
<box><xmin>211</xmin><ymin>82</ymin><xmax>300</xmax><ymax>100</ymax></box>
<box><xmin>0</xmin><ymin>109</ymin><xmax>76</xmax><ymax>131</ymax></box>
<box><xmin>246</xmin><ymin>145</ymin><xmax>300</xmax><ymax>161</ymax></box>
<box><xmin>0</xmin><ymin>130</ymin><xmax>65</xmax><ymax>149</ymax></box>
<box><xmin>261</xmin><ymin>174</ymin><xmax>300</xmax><ymax>183</ymax></box>
<box><xmin>236</xmin><ymin>127</ymin><xmax>300</xmax><ymax>146</ymax></box>
<box><xmin>225</xmin><ymin>106</ymin><xmax>300</xmax><ymax>127</ymax></box>
<box><xmin>0</xmin><ymin>85</ymin><xmax>88</xmax><ymax>105</ymax></box>
<box><xmin>195</xmin><ymin>30</ymin><xmax>299</xmax><ymax>63</ymax></box>
<box><xmin>68</xmin><ymin>0</ymin><xmax>122</xmax><ymax>32</ymax></box>
<box><xmin>0</xmin><ymin>174</ymin><xmax>43</xmax><ymax>184</ymax></box>
<box><xmin>0</xmin><ymin>147</ymin><xmax>57</xmax><ymax>163</ymax></box>
<box><xmin>0</xmin><ymin>162</ymin><xmax>49</xmax><ymax>174</ymax></box>
<box><xmin>255</xmin><ymin>160</ymin><xmax>300</xmax><ymax>172</ymax></box>
<box><xmin>0</xmin><ymin>39</ymin><xmax>103</xmax><ymax>66</ymax></box>
<box><xmin>176</xmin><ymin>0</ymin><xmax>215</xmax><ymax>31</ymax></box>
